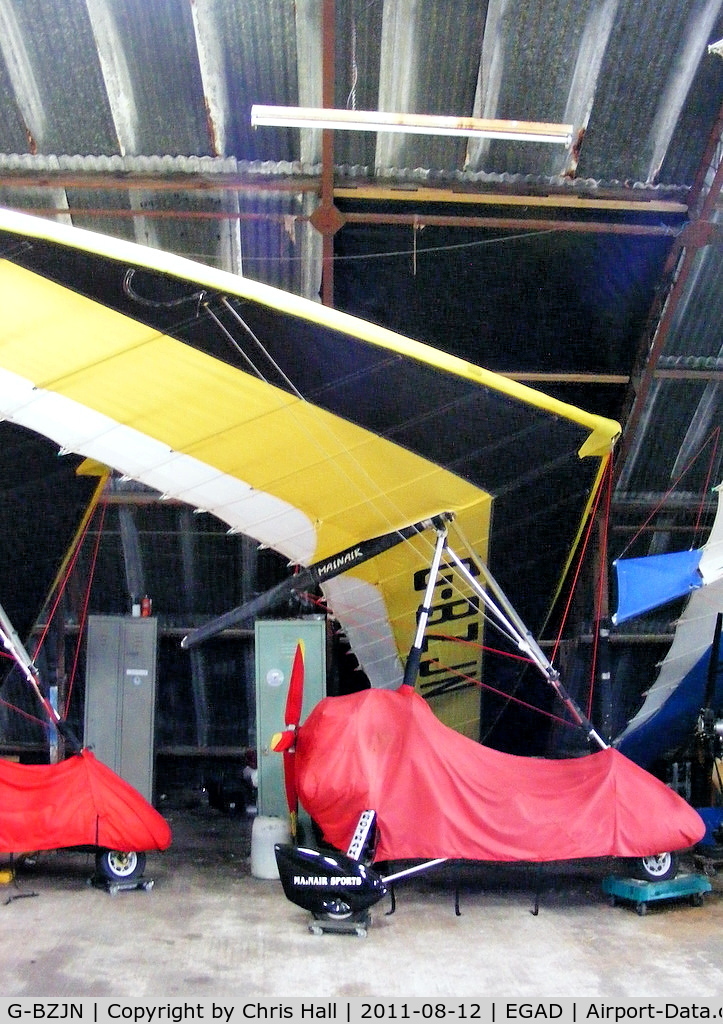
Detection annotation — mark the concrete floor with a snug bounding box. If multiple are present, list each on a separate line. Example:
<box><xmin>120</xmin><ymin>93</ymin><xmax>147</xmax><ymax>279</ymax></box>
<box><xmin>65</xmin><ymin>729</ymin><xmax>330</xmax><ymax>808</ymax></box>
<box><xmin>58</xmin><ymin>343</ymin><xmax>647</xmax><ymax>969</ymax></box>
<box><xmin>2</xmin><ymin>796</ymin><xmax>723</xmax><ymax>999</ymax></box>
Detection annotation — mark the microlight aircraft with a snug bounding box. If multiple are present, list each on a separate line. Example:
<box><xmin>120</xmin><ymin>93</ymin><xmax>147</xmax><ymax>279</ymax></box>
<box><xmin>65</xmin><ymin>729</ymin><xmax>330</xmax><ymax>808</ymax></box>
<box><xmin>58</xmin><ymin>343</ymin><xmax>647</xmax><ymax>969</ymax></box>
<box><xmin>0</xmin><ymin>596</ymin><xmax>171</xmax><ymax>882</ymax></box>
<box><xmin>612</xmin><ymin>483</ymin><xmax>723</xmax><ymax>771</ymax></box>
<box><xmin>0</xmin><ymin>209</ymin><xmax>704</xmax><ymax>909</ymax></box>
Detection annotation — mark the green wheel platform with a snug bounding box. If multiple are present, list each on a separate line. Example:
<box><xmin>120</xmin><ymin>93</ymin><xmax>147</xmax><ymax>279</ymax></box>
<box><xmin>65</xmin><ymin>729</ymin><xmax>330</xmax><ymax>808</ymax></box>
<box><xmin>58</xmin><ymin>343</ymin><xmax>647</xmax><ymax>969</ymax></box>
<box><xmin>602</xmin><ymin>873</ymin><xmax>711</xmax><ymax>915</ymax></box>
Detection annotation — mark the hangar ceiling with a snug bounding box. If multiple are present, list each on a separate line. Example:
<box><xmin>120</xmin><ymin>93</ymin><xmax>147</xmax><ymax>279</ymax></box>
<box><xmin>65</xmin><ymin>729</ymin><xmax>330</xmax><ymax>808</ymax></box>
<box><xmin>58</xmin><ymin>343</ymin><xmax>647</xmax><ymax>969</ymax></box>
<box><xmin>0</xmin><ymin>0</ymin><xmax>722</xmax><ymax>615</ymax></box>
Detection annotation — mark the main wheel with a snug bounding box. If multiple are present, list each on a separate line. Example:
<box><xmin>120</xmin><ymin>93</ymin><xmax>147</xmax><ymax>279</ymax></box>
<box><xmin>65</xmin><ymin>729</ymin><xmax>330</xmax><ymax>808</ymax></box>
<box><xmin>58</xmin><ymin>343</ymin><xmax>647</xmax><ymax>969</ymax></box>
<box><xmin>630</xmin><ymin>851</ymin><xmax>679</xmax><ymax>883</ymax></box>
<box><xmin>95</xmin><ymin>850</ymin><xmax>146</xmax><ymax>883</ymax></box>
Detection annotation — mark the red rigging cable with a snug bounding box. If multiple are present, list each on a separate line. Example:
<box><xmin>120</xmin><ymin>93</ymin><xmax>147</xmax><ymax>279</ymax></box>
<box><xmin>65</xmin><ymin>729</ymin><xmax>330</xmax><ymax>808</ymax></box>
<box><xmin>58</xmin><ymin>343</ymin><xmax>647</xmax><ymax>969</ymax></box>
<box><xmin>34</xmin><ymin>473</ymin><xmax>109</xmax><ymax>652</ymax></box>
<box><xmin>619</xmin><ymin>427</ymin><xmax>721</xmax><ymax>558</ymax></box>
<box><xmin>588</xmin><ymin>456</ymin><xmax>614</xmax><ymax>718</ymax></box>
<box><xmin>421</xmin><ymin>657</ymin><xmax>578</xmax><ymax>731</ymax></box>
<box><xmin>64</xmin><ymin>500</ymin><xmax>107</xmax><ymax>720</ymax></box>
<box><xmin>0</xmin><ymin>694</ymin><xmax>47</xmax><ymax>728</ymax></box>
<box><xmin>7</xmin><ymin>478</ymin><xmax>110</xmax><ymax>730</ymax></box>
<box><xmin>0</xmin><ymin>494</ymin><xmax>103</xmax><ymax>734</ymax></box>
<box><xmin>551</xmin><ymin>452</ymin><xmax>611</xmax><ymax>665</ymax></box>
<box><xmin>35</xmin><ymin>509</ymin><xmax>93</xmax><ymax>653</ymax></box>
<box><xmin>695</xmin><ymin>426</ymin><xmax>720</xmax><ymax>538</ymax></box>
<box><xmin>426</xmin><ymin>633</ymin><xmax>535</xmax><ymax>665</ymax></box>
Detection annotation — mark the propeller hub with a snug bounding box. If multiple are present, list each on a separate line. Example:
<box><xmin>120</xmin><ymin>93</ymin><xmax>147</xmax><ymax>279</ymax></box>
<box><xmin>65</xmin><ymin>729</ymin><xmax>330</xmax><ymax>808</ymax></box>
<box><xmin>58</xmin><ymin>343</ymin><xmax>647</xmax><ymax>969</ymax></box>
<box><xmin>271</xmin><ymin>729</ymin><xmax>296</xmax><ymax>752</ymax></box>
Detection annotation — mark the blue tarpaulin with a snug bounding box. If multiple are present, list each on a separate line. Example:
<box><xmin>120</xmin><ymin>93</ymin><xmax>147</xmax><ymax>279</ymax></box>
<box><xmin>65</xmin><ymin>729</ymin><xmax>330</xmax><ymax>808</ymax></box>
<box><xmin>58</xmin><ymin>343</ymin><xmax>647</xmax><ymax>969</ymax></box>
<box><xmin>612</xmin><ymin>548</ymin><xmax>703</xmax><ymax>625</ymax></box>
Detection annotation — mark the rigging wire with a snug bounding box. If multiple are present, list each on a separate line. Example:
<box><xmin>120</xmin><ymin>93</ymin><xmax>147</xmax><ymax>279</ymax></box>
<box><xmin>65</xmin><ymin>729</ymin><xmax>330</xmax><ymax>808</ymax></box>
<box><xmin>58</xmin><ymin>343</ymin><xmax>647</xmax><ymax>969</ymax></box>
<box><xmin>304</xmin><ymin>585</ymin><xmax>570</xmax><ymax>729</ymax></box>
<box><xmin>0</xmin><ymin>479</ymin><xmax>107</xmax><ymax>736</ymax></box>
<box><xmin>202</xmin><ymin>302</ymin><xmax>275</xmax><ymax>380</ymax></box>
<box><xmin>199</xmin><ymin>293</ymin><xmax>445</xmax><ymax>574</ymax></box>
<box><xmin>0</xmin><ymin>652</ymin><xmax>54</xmax><ymax>731</ymax></box>
<box><xmin>331</xmin><ymin>228</ymin><xmax>560</xmax><ymax>262</ymax></box>
<box><xmin>617</xmin><ymin>427</ymin><xmax>721</xmax><ymax>559</ymax></box>
<box><xmin>0</xmin><ymin>692</ymin><xmax>47</xmax><ymax>729</ymax></box>
<box><xmin>550</xmin><ymin>456</ymin><xmax>610</xmax><ymax>666</ymax></box>
<box><xmin>218</xmin><ymin>297</ymin><xmax>305</xmax><ymax>398</ymax></box>
<box><xmin>586</xmin><ymin>456</ymin><xmax>613</xmax><ymax>719</ymax></box>
<box><xmin>694</xmin><ymin>426</ymin><xmax>720</xmax><ymax>539</ymax></box>
<box><xmin>300</xmin><ymin>549</ymin><xmax>572</xmax><ymax>736</ymax></box>
<box><xmin>114</xmin><ymin>284</ymin><xmax>479</xmax><ymax>711</ymax></box>
<box><xmin>467</xmin><ymin>453</ymin><xmax>613</xmax><ymax>746</ymax></box>
<box><xmin>121</xmin><ymin>242</ymin><xmax>609</xmax><ymax>652</ymax></box>
<box><xmin>346</xmin><ymin>13</ymin><xmax>358</xmax><ymax>111</ymax></box>
<box><xmin>63</xmin><ymin>501</ymin><xmax>107</xmax><ymax>720</ymax></box>
<box><xmin>418</xmin><ymin>651</ymin><xmax>579</xmax><ymax>732</ymax></box>
<box><xmin>34</xmin><ymin>505</ymin><xmax>95</xmax><ymax>657</ymax></box>
<box><xmin>427</xmin><ymin>633</ymin><xmax>535</xmax><ymax>666</ymax></box>
<box><xmin>210</xmin><ymin>226</ymin><xmax>562</xmax><ymax>266</ymax></box>
<box><xmin>119</xmin><ymin>258</ymin><xmax>611</xmax><ymax>737</ymax></box>
<box><xmin>119</xmin><ymin>266</ymin><xmax>451</xmax><ymax>609</ymax></box>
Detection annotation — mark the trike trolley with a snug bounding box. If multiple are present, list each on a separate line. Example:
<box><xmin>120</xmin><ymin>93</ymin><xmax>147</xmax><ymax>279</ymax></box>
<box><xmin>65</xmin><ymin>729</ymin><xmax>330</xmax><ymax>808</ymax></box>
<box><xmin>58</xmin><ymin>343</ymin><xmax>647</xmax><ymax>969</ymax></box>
<box><xmin>602</xmin><ymin>872</ymin><xmax>711</xmax><ymax>915</ymax></box>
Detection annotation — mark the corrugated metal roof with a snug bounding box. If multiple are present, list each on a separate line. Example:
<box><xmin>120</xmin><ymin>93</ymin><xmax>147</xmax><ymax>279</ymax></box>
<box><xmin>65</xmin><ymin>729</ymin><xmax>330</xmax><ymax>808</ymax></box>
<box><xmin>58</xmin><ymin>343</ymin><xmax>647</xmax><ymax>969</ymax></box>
<box><xmin>1</xmin><ymin>1</ymin><xmax>720</xmax><ymax>177</ymax></box>
<box><xmin>0</xmin><ymin>0</ymin><xmax>720</xmax><ymax>563</ymax></box>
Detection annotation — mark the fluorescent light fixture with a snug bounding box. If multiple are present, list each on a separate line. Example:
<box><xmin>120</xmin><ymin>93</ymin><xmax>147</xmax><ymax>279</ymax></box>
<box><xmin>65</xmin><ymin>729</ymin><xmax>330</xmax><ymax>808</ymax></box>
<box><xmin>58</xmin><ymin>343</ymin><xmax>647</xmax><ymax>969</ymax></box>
<box><xmin>251</xmin><ymin>105</ymin><xmax>573</xmax><ymax>146</ymax></box>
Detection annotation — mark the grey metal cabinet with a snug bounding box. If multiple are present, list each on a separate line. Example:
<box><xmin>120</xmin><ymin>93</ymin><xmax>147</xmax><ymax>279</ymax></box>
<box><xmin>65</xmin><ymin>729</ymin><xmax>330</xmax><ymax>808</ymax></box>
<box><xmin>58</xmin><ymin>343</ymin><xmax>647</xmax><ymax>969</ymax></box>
<box><xmin>84</xmin><ymin>615</ymin><xmax>158</xmax><ymax>802</ymax></box>
<box><xmin>255</xmin><ymin>618</ymin><xmax>326</xmax><ymax>822</ymax></box>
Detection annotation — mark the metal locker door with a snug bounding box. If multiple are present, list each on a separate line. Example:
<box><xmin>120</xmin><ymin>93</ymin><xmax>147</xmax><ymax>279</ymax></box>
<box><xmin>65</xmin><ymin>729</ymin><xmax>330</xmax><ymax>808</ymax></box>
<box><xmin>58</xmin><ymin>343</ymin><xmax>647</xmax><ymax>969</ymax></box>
<box><xmin>117</xmin><ymin>617</ymin><xmax>157</xmax><ymax>800</ymax></box>
<box><xmin>254</xmin><ymin>618</ymin><xmax>326</xmax><ymax>823</ymax></box>
<box><xmin>84</xmin><ymin>615</ymin><xmax>158</xmax><ymax>802</ymax></box>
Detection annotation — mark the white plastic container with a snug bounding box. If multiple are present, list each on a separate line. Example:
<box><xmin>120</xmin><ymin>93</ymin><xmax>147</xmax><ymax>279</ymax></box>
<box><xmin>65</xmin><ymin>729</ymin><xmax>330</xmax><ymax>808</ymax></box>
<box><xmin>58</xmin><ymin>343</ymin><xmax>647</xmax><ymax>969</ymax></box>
<box><xmin>250</xmin><ymin>815</ymin><xmax>290</xmax><ymax>879</ymax></box>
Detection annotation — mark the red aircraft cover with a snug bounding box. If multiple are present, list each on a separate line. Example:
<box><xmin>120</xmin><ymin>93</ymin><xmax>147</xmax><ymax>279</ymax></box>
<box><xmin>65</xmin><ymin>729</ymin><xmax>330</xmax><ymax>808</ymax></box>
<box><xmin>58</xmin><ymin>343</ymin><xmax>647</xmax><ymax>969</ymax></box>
<box><xmin>0</xmin><ymin>750</ymin><xmax>172</xmax><ymax>854</ymax></box>
<box><xmin>295</xmin><ymin>685</ymin><xmax>704</xmax><ymax>863</ymax></box>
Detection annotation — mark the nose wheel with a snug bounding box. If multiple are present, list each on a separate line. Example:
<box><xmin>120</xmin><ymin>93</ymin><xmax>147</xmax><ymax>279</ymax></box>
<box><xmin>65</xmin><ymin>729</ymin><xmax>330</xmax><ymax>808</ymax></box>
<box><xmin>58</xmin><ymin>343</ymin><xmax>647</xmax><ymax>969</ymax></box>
<box><xmin>309</xmin><ymin>910</ymin><xmax>370</xmax><ymax>937</ymax></box>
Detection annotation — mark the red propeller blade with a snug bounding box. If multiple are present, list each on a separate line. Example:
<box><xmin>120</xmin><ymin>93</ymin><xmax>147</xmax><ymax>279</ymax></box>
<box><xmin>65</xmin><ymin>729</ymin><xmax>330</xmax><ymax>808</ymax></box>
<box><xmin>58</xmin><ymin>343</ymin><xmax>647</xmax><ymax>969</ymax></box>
<box><xmin>284</xmin><ymin>641</ymin><xmax>305</xmax><ymax>727</ymax></box>
<box><xmin>273</xmin><ymin>641</ymin><xmax>304</xmax><ymax>838</ymax></box>
<box><xmin>283</xmin><ymin>749</ymin><xmax>297</xmax><ymax>827</ymax></box>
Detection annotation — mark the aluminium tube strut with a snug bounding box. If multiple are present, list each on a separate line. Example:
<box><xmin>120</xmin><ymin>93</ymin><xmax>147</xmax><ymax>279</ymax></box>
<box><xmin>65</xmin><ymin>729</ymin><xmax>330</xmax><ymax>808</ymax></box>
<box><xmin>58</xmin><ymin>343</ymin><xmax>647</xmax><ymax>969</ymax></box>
<box><xmin>443</xmin><ymin>544</ymin><xmax>608</xmax><ymax>750</ymax></box>
<box><xmin>0</xmin><ymin>600</ymin><xmax>81</xmax><ymax>751</ymax></box>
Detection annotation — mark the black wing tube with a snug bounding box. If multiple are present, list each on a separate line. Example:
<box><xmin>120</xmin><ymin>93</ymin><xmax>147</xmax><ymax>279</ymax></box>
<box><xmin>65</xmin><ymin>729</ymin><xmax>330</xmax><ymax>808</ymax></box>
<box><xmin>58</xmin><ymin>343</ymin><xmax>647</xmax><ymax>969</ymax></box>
<box><xmin>181</xmin><ymin>517</ymin><xmax>447</xmax><ymax>649</ymax></box>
